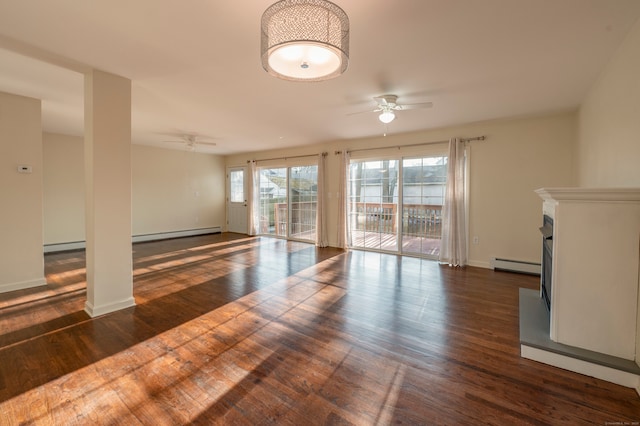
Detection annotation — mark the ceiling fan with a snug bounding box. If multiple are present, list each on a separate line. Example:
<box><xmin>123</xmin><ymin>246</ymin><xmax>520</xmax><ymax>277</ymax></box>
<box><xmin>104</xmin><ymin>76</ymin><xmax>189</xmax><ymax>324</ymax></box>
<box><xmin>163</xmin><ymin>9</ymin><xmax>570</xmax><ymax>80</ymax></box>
<box><xmin>350</xmin><ymin>94</ymin><xmax>433</xmax><ymax>123</ymax></box>
<box><xmin>162</xmin><ymin>134</ymin><xmax>217</xmax><ymax>151</ymax></box>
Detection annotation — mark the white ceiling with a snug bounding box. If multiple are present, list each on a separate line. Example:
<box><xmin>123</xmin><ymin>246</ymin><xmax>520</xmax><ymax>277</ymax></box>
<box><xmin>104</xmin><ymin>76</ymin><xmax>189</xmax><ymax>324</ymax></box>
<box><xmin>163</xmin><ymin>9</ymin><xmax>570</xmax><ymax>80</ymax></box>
<box><xmin>0</xmin><ymin>0</ymin><xmax>639</xmax><ymax>155</ymax></box>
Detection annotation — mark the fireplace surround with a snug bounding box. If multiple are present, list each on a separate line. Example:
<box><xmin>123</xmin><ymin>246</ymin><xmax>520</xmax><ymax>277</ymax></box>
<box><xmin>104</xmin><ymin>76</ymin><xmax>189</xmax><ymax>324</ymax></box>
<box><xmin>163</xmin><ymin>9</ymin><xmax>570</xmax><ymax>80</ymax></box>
<box><xmin>520</xmin><ymin>187</ymin><xmax>640</xmax><ymax>392</ymax></box>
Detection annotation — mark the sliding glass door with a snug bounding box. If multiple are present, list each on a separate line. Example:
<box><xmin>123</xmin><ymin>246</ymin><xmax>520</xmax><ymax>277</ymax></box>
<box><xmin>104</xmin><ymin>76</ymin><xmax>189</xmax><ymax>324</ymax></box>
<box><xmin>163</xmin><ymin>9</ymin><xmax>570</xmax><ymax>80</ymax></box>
<box><xmin>347</xmin><ymin>154</ymin><xmax>447</xmax><ymax>258</ymax></box>
<box><xmin>257</xmin><ymin>165</ymin><xmax>318</xmax><ymax>243</ymax></box>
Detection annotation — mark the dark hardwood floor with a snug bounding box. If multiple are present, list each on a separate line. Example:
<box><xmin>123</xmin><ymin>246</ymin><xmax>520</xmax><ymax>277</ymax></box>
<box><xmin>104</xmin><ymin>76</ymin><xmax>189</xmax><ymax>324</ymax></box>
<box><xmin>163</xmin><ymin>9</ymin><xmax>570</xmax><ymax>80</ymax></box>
<box><xmin>0</xmin><ymin>233</ymin><xmax>638</xmax><ymax>425</ymax></box>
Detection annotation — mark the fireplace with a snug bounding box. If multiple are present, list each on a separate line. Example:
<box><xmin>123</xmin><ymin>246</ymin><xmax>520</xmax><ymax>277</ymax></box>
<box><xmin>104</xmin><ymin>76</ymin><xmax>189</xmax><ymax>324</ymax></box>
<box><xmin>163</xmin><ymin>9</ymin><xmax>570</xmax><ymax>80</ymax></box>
<box><xmin>539</xmin><ymin>214</ymin><xmax>553</xmax><ymax>311</ymax></box>
<box><xmin>520</xmin><ymin>188</ymin><xmax>640</xmax><ymax>388</ymax></box>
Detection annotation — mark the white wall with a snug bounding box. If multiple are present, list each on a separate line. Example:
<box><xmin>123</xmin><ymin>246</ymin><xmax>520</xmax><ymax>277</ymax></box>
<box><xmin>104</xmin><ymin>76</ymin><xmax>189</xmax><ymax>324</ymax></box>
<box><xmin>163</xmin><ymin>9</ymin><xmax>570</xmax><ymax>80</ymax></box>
<box><xmin>0</xmin><ymin>91</ymin><xmax>46</xmax><ymax>292</ymax></box>
<box><xmin>578</xmin><ymin>17</ymin><xmax>640</xmax><ymax>187</ymax></box>
<box><xmin>131</xmin><ymin>144</ymin><xmax>226</xmax><ymax>236</ymax></box>
<box><xmin>464</xmin><ymin>113</ymin><xmax>575</xmax><ymax>267</ymax></box>
<box><xmin>575</xmin><ymin>16</ymin><xmax>640</xmax><ymax>369</ymax></box>
<box><xmin>227</xmin><ymin>112</ymin><xmax>577</xmax><ymax>267</ymax></box>
<box><xmin>43</xmin><ymin>132</ymin><xmax>84</xmax><ymax>244</ymax></box>
<box><xmin>42</xmin><ymin>133</ymin><xmax>226</xmax><ymax>244</ymax></box>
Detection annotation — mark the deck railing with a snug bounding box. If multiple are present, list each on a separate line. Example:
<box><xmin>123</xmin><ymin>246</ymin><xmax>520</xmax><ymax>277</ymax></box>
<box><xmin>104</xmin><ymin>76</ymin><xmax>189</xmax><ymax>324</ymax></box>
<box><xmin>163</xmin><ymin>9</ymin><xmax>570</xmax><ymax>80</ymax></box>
<box><xmin>350</xmin><ymin>202</ymin><xmax>442</xmax><ymax>238</ymax></box>
<box><xmin>266</xmin><ymin>201</ymin><xmax>442</xmax><ymax>240</ymax></box>
<box><xmin>351</xmin><ymin>203</ymin><xmax>398</xmax><ymax>233</ymax></box>
<box><xmin>272</xmin><ymin>201</ymin><xmax>316</xmax><ymax>238</ymax></box>
<box><xmin>402</xmin><ymin>204</ymin><xmax>442</xmax><ymax>239</ymax></box>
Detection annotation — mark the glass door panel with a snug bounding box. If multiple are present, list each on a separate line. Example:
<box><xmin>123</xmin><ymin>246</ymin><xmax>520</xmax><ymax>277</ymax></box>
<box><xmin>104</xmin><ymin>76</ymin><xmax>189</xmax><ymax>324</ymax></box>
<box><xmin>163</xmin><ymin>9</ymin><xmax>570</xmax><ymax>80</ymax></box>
<box><xmin>258</xmin><ymin>167</ymin><xmax>287</xmax><ymax>236</ymax></box>
<box><xmin>401</xmin><ymin>156</ymin><xmax>447</xmax><ymax>257</ymax></box>
<box><xmin>348</xmin><ymin>160</ymin><xmax>399</xmax><ymax>251</ymax></box>
<box><xmin>289</xmin><ymin>166</ymin><xmax>318</xmax><ymax>242</ymax></box>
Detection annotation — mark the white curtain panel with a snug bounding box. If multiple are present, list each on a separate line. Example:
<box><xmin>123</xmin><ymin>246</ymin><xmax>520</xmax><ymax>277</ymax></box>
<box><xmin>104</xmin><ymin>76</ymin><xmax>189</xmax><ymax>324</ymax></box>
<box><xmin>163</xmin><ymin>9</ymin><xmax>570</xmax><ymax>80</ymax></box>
<box><xmin>439</xmin><ymin>138</ymin><xmax>468</xmax><ymax>266</ymax></box>
<box><xmin>337</xmin><ymin>151</ymin><xmax>350</xmax><ymax>249</ymax></box>
<box><xmin>248</xmin><ymin>160</ymin><xmax>260</xmax><ymax>236</ymax></box>
<box><xmin>315</xmin><ymin>153</ymin><xmax>329</xmax><ymax>247</ymax></box>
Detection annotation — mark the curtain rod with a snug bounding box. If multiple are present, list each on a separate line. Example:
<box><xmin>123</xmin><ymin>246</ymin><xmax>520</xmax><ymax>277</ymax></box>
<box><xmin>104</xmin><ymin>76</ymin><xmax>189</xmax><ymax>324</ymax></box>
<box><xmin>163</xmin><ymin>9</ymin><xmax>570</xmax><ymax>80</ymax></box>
<box><xmin>334</xmin><ymin>136</ymin><xmax>485</xmax><ymax>155</ymax></box>
<box><xmin>247</xmin><ymin>152</ymin><xmax>328</xmax><ymax>164</ymax></box>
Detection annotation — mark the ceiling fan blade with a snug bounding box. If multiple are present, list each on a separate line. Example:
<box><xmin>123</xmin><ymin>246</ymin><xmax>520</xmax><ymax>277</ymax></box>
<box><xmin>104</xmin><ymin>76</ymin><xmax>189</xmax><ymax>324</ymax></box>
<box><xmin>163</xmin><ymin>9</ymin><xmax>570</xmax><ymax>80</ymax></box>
<box><xmin>373</xmin><ymin>96</ymin><xmax>389</xmax><ymax>106</ymax></box>
<box><xmin>159</xmin><ymin>132</ymin><xmax>217</xmax><ymax>141</ymax></box>
<box><xmin>347</xmin><ymin>107</ymin><xmax>382</xmax><ymax>116</ymax></box>
<box><xmin>373</xmin><ymin>94</ymin><xmax>398</xmax><ymax>107</ymax></box>
<box><xmin>398</xmin><ymin>101</ymin><xmax>433</xmax><ymax>110</ymax></box>
<box><xmin>158</xmin><ymin>131</ymin><xmax>191</xmax><ymax>138</ymax></box>
<box><xmin>196</xmin><ymin>142</ymin><xmax>217</xmax><ymax>146</ymax></box>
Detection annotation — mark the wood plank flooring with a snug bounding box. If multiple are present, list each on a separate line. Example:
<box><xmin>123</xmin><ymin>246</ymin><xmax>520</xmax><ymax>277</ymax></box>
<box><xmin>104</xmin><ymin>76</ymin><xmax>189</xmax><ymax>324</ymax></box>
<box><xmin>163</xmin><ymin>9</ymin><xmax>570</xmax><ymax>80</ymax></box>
<box><xmin>0</xmin><ymin>233</ymin><xmax>638</xmax><ymax>425</ymax></box>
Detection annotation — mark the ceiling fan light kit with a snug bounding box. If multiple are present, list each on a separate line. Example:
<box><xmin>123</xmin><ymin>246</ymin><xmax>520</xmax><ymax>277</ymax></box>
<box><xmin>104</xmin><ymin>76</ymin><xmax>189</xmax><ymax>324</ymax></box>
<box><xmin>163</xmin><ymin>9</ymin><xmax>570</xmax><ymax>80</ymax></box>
<box><xmin>261</xmin><ymin>0</ymin><xmax>349</xmax><ymax>82</ymax></box>
<box><xmin>378</xmin><ymin>110</ymin><xmax>395</xmax><ymax>124</ymax></box>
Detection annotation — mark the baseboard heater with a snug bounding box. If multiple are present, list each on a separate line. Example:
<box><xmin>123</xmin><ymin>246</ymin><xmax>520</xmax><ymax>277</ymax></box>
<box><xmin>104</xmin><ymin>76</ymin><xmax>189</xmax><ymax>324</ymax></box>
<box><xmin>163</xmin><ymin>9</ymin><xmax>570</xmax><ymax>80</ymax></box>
<box><xmin>491</xmin><ymin>257</ymin><xmax>541</xmax><ymax>275</ymax></box>
<box><xmin>44</xmin><ymin>227</ymin><xmax>222</xmax><ymax>253</ymax></box>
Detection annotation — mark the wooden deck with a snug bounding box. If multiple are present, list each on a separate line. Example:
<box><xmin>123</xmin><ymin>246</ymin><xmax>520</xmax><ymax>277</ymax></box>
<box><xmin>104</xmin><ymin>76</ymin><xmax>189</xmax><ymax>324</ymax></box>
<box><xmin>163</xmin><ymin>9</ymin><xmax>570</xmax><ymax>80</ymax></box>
<box><xmin>351</xmin><ymin>231</ymin><xmax>441</xmax><ymax>257</ymax></box>
<box><xmin>0</xmin><ymin>233</ymin><xmax>638</xmax><ymax>424</ymax></box>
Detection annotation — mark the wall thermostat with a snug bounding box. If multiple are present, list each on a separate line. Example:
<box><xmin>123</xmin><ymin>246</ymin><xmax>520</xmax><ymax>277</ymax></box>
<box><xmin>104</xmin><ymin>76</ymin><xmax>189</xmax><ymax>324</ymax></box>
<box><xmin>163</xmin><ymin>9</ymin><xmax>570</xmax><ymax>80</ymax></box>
<box><xmin>17</xmin><ymin>165</ymin><xmax>33</xmax><ymax>174</ymax></box>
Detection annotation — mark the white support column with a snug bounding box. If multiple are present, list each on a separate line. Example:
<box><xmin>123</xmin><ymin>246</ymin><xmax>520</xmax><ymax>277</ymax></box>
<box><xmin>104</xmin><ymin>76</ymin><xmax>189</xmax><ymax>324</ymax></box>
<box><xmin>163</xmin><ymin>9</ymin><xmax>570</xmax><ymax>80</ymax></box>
<box><xmin>84</xmin><ymin>70</ymin><xmax>135</xmax><ymax>317</ymax></box>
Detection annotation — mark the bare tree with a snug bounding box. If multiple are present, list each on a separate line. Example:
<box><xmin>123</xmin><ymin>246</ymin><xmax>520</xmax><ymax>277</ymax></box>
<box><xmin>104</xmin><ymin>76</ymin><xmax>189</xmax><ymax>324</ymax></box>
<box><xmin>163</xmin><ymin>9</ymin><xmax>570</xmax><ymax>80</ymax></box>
<box><xmin>354</xmin><ymin>162</ymin><xmax>363</xmax><ymax>202</ymax></box>
<box><xmin>381</xmin><ymin>160</ymin><xmax>398</xmax><ymax>203</ymax></box>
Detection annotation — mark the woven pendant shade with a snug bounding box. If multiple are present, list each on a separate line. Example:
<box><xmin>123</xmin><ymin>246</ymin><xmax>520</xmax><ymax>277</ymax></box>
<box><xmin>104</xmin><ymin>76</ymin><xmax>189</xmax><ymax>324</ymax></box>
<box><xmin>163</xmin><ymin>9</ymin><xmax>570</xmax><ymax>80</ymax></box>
<box><xmin>261</xmin><ymin>0</ymin><xmax>349</xmax><ymax>82</ymax></box>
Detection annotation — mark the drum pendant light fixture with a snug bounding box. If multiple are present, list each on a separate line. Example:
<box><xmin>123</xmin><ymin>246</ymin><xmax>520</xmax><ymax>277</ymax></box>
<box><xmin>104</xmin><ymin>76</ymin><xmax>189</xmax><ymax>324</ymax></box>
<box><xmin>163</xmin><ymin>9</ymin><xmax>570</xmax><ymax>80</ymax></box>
<box><xmin>261</xmin><ymin>0</ymin><xmax>349</xmax><ymax>82</ymax></box>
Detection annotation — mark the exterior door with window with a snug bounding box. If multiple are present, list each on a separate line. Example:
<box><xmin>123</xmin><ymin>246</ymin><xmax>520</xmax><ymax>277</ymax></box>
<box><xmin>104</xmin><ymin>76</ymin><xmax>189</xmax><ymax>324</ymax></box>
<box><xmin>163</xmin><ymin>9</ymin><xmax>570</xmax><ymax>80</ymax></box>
<box><xmin>227</xmin><ymin>167</ymin><xmax>248</xmax><ymax>234</ymax></box>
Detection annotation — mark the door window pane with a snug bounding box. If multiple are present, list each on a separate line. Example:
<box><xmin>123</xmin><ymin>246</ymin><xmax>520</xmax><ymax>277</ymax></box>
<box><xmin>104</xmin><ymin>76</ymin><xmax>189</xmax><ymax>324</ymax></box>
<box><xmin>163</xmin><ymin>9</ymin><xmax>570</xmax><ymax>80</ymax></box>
<box><xmin>229</xmin><ymin>169</ymin><xmax>244</xmax><ymax>203</ymax></box>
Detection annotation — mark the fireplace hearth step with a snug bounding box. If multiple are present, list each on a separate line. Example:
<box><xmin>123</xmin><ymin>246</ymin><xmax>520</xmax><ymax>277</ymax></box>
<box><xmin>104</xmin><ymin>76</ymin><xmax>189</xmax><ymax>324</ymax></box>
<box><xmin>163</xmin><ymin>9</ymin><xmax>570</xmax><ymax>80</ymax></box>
<box><xmin>519</xmin><ymin>288</ymin><xmax>640</xmax><ymax>391</ymax></box>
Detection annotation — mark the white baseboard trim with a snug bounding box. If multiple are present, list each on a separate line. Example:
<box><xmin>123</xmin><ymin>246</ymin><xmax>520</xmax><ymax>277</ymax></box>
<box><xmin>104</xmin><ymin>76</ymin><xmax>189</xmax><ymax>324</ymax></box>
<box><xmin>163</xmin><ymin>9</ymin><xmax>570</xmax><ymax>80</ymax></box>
<box><xmin>85</xmin><ymin>297</ymin><xmax>136</xmax><ymax>318</ymax></box>
<box><xmin>132</xmin><ymin>227</ymin><xmax>222</xmax><ymax>243</ymax></box>
<box><xmin>492</xmin><ymin>257</ymin><xmax>541</xmax><ymax>275</ymax></box>
<box><xmin>468</xmin><ymin>259</ymin><xmax>542</xmax><ymax>274</ymax></box>
<box><xmin>43</xmin><ymin>241</ymin><xmax>86</xmax><ymax>253</ymax></box>
<box><xmin>521</xmin><ymin>344</ymin><xmax>640</xmax><ymax>391</ymax></box>
<box><xmin>0</xmin><ymin>277</ymin><xmax>47</xmax><ymax>294</ymax></box>
<box><xmin>44</xmin><ymin>227</ymin><xmax>223</xmax><ymax>253</ymax></box>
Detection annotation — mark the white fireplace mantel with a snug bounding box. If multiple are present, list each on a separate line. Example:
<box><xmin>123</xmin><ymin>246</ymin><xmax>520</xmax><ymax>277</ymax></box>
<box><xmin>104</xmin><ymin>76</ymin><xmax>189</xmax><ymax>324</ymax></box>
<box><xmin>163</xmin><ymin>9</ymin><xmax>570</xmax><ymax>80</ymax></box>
<box><xmin>534</xmin><ymin>187</ymin><xmax>640</xmax><ymax>360</ymax></box>
<box><xmin>521</xmin><ymin>187</ymin><xmax>640</xmax><ymax>392</ymax></box>
<box><xmin>535</xmin><ymin>187</ymin><xmax>640</xmax><ymax>203</ymax></box>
